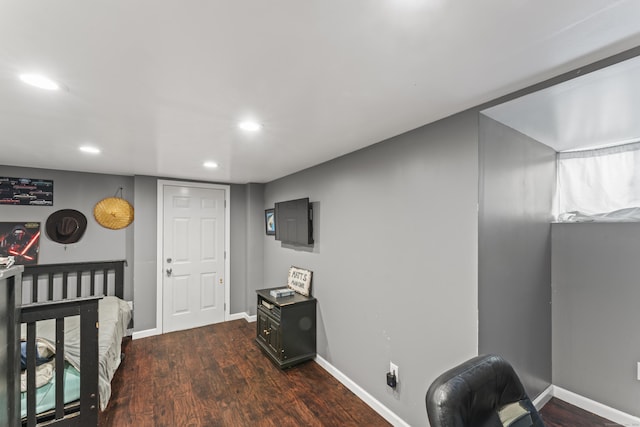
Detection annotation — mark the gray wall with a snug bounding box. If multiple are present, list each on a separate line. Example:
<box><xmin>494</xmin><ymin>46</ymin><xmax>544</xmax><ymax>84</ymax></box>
<box><xmin>245</xmin><ymin>183</ymin><xmax>265</xmax><ymax>315</ymax></box>
<box><xmin>552</xmin><ymin>223</ymin><xmax>640</xmax><ymax>417</ymax></box>
<box><xmin>0</xmin><ymin>165</ymin><xmax>134</xmax><ymax>301</ymax></box>
<box><xmin>0</xmin><ymin>167</ymin><xmax>257</xmax><ymax>331</ymax></box>
<box><xmin>229</xmin><ymin>182</ymin><xmax>264</xmax><ymax>315</ymax></box>
<box><xmin>230</xmin><ymin>184</ymin><xmax>248</xmax><ymax>315</ymax></box>
<box><xmin>263</xmin><ymin>111</ymin><xmax>479</xmax><ymax>427</ymax></box>
<box><xmin>478</xmin><ymin>116</ymin><xmax>555</xmax><ymax>398</ymax></box>
<box><xmin>133</xmin><ymin>175</ymin><xmax>158</xmax><ymax>330</ymax></box>
<box><xmin>128</xmin><ymin>180</ymin><xmax>255</xmax><ymax>330</ymax></box>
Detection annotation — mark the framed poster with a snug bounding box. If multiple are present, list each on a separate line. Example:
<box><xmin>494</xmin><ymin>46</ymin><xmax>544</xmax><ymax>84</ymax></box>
<box><xmin>0</xmin><ymin>222</ymin><xmax>41</xmax><ymax>265</ymax></box>
<box><xmin>265</xmin><ymin>208</ymin><xmax>275</xmax><ymax>236</ymax></box>
<box><xmin>0</xmin><ymin>177</ymin><xmax>53</xmax><ymax>206</ymax></box>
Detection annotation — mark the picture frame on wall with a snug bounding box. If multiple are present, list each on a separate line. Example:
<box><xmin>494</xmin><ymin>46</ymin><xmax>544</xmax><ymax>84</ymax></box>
<box><xmin>265</xmin><ymin>208</ymin><xmax>275</xmax><ymax>236</ymax></box>
<box><xmin>0</xmin><ymin>177</ymin><xmax>53</xmax><ymax>206</ymax></box>
<box><xmin>0</xmin><ymin>222</ymin><xmax>41</xmax><ymax>265</ymax></box>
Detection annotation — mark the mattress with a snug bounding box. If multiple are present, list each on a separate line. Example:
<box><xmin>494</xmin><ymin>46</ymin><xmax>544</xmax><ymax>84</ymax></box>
<box><xmin>20</xmin><ymin>362</ymin><xmax>81</xmax><ymax>419</ymax></box>
<box><xmin>21</xmin><ymin>296</ymin><xmax>132</xmax><ymax>413</ymax></box>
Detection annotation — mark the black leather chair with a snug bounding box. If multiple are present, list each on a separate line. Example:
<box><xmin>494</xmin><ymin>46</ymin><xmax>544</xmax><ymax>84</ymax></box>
<box><xmin>426</xmin><ymin>355</ymin><xmax>546</xmax><ymax>427</ymax></box>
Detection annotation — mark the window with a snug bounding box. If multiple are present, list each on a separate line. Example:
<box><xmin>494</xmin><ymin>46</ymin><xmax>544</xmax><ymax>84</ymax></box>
<box><xmin>557</xmin><ymin>142</ymin><xmax>640</xmax><ymax>221</ymax></box>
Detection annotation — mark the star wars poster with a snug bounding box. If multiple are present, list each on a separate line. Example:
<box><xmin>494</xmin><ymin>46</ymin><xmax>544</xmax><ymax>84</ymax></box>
<box><xmin>0</xmin><ymin>222</ymin><xmax>40</xmax><ymax>265</ymax></box>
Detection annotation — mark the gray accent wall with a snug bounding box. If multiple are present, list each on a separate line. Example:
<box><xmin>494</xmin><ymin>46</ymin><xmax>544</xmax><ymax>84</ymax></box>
<box><xmin>229</xmin><ymin>182</ymin><xmax>264</xmax><ymax>316</ymax></box>
<box><xmin>0</xmin><ymin>167</ymin><xmax>257</xmax><ymax>332</ymax></box>
<box><xmin>0</xmin><ymin>165</ymin><xmax>134</xmax><ymax>301</ymax></box>
<box><xmin>130</xmin><ymin>180</ymin><xmax>256</xmax><ymax>329</ymax></box>
<box><xmin>263</xmin><ymin>111</ymin><xmax>479</xmax><ymax>427</ymax></box>
<box><xmin>245</xmin><ymin>183</ymin><xmax>265</xmax><ymax>315</ymax></box>
<box><xmin>133</xmin><ymin>175</ymin><xmax>158</xmax><ymax>330</ymax></box>
<box><xmin>478</xmin><ymin>115</ymin><xmax>555</xmax><ymax>398</ymax></box>
<box><xmin>230</xmin><ymin>184</ymin><xmax>248</xmax><ymax>315</ymax></box>
<box><xmin>552</xmin><ymin>223</ymin><xmax>640</xmax><ymax>418</ymax></box>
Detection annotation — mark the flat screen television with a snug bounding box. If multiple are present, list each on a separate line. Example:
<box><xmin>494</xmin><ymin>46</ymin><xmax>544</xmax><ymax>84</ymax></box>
<box><xmin>275</xmin><ymin>197</ymin><xmax>313</xmax><ymax>245</ymax></box>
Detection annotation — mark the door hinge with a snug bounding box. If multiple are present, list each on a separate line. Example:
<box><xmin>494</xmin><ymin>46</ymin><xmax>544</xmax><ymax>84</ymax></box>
<box><xmin>224</xmin><ymin>251</ymin><xmax>226</xmax><ymax>259</ymax></box>
<box><xmin>224</xmin><ymin>200</ymin><xmax>227</xmax><ymax>208</ymax></box>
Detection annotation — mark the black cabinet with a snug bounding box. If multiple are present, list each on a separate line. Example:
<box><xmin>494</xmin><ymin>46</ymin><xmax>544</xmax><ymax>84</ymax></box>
<box><xmin>256</xmin><ymin>288</ymin><xmax>316</xmax><ymax>369</ymax></box>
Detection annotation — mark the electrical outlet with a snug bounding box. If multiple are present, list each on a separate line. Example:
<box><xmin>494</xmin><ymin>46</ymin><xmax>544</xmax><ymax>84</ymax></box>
<box><xmin>390</xmin><ymin>362</ymin><xmax>399</xmax><ymax>382</ymax></box>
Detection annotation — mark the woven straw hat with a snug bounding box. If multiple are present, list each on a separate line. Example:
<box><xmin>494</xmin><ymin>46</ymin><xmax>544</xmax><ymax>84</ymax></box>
<box><xmin>93</xmin><ymin>197</ymin><xmax>134</xmax><ymax>230</ymax></box>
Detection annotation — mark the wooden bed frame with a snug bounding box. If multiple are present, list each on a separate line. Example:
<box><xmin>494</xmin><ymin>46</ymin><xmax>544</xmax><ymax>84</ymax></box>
<box><xmin>19</xmin><ymin>260</ymin><xmax>126</xmax><ymax>427</ymax></box>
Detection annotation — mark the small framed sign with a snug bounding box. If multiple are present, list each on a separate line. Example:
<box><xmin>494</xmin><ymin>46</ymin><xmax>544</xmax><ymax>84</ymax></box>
<box><xmin>265</xmin><ymin>208</ymin><xmax>275</xmax><ymax>236</ymax></box>
<box><xmin>287</xmin><ymin>266</ymin><xmax>312</xmax><ymax>296</ymax></box>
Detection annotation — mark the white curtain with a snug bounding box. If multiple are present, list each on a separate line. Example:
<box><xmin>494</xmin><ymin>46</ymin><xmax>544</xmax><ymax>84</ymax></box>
<box><xmin>557</xmin><ymin>142</ymin><xmax>640</xmax><ymax>219</ymax></box>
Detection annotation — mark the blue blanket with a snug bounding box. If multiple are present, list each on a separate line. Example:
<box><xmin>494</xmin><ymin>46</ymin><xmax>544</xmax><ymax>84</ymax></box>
<box><xmin>20</xmin><ymin>341</ymin><xmax>52</xmax><ymax>370</ymax></box>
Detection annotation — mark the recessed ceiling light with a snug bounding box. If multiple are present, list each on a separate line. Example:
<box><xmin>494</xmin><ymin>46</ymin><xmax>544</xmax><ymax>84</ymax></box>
<box><xmin>238</xmin><ymin>121</ymin><xmax>262</xmax><ymax>132</ymax></box>
<box><xmin>203</xmin><ymin>161</ymin><xmax>219</xmax><ymax>169</ymax></box>
<box><xmin>19</xmin><ymin>73</ymin><xmax>60</xmax><ymax>91</ymax></box>
<box><xmin>79</xmin><ymin>145</ymin><xmax>101</xmax><ymax>154</ymax></box>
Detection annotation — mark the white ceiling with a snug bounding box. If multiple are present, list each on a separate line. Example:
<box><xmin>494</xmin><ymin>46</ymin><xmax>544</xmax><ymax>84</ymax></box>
<box><xmin>483</xmin><ymin>51</ymin><xmax>640</xmax><ymax>152</ymax></box>
<box><xmin>2</xmin><ymin>1</ymin><xmax>640</xmax><ymax>183</ymax></box>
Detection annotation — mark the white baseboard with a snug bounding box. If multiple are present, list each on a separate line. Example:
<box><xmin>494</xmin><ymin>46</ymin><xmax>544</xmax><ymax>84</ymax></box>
<box><xmin>552</xmin><ymin>386</ymin><xmax>640</xmax><ymax>426</ymax></box>
<box><xmin>314</xmin><ymin>355</ymin><xmax>409</xmax><ymax>427</ymax></box>
<box><xmin>132</xmin><ymin>328</ymin><xmax>159</xmax><ymax>340</ymax></box>
<box><xmin>227</xmin><ymin>312</ymin><xmax>247</xmax><ymax>321</ymax></box>
<box><xmin>228</xmin><ymin>312</ymin><xmax>257</xmax><ymax>322</ymax></box>
<box><xmin>533</xmin><ymin>384</ymin><xmax>553</xmax><ymax>410</ymax></box>
<box><xmin>132</xmin><ymin>314</ymin><xmax>256</xmax><ymax>340</ymax></box>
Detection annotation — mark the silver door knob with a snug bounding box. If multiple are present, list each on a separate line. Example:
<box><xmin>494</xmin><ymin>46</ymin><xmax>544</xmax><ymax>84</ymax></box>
<box><xmin>166</xmin><ymin>268</ymin><xmax>172</xmax><ymax>277</ymax></box>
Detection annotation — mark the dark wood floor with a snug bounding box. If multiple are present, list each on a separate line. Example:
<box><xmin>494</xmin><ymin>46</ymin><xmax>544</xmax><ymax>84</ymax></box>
<box><xmin>99</xmin><ymin>319</ymin><xmax>390</xmax><ymax>426</ymax></box>
<box><xmin>539</xmin><ymin>397</ymin><xmax>621</xmax><ymax>427</ymax></box>
<box><xmin>99</xmin><ymin>319</ymin><xmax>621</xmax><ymax>427</ymax></box>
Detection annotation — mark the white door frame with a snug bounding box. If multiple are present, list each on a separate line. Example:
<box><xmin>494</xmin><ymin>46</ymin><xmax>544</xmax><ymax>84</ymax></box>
<box><xmin>156</xmin><ymin>179</ymin><xmax>231</xmax><ymax>334</ymax></box>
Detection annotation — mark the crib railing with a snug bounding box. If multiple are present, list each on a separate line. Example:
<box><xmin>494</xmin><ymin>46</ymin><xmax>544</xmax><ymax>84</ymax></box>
<box><xmin>23</xmin><ymin>260</ymin><xmax>125</xmax><ymax>302</ymax></box>
<box><xmin>20</xmin><ymin>297</ymin><xmax>100</xmax><ymax>427</ymax></box>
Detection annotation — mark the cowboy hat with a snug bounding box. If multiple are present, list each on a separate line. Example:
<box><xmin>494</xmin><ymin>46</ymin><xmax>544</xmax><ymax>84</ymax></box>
<box><xmin>45</xmin><ymin>209</ymin><xmax>87</xmax><ymax>244</ymax></box>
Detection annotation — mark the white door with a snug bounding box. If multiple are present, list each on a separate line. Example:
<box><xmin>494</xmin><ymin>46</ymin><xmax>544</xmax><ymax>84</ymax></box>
<box><xmin>162</xmin><ymin>184</ymin><xmax>226</xmax><ymax>333</ymax></box>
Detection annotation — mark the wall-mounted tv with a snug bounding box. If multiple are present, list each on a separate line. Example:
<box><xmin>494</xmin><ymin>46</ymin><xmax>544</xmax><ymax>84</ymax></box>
<box><xmin>275</xmin><ymin>197</ymin><xmax>313</xmax><ymax>245</ymax></box>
